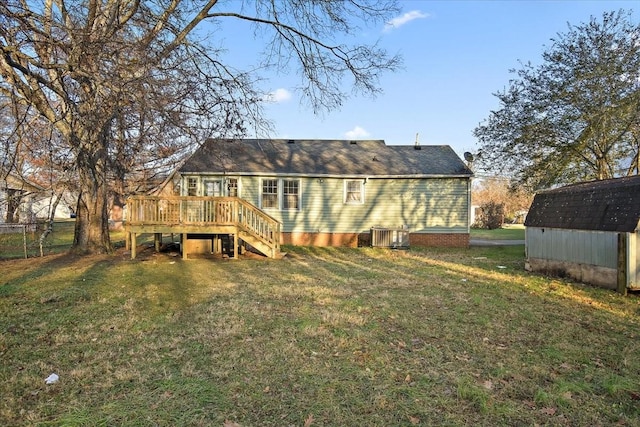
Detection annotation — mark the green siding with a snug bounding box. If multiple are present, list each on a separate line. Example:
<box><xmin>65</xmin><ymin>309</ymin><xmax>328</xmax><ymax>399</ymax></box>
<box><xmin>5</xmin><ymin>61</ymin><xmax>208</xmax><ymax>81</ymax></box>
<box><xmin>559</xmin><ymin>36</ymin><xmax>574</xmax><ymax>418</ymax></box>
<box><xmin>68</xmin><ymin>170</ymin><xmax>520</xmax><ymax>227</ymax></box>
<box><xmin>240</xmin><ymin>176</ymin><xmax>261</xmax><ymax>205</ymax></box>
<box><xmin>181</xmin><ymin>175</ymin><xmax>470</xmax><ymax>234</ymax></box>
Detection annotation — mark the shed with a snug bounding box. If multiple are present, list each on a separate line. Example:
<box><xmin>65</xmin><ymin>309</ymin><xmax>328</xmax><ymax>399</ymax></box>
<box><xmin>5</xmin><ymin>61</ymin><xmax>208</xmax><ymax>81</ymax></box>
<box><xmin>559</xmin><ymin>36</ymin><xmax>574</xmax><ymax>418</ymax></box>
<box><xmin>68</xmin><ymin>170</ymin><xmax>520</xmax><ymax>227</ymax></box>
<box><xmin>524</xmin><ymin>176</ymin><xmax>640</xmax><ymax>293</ymax></box>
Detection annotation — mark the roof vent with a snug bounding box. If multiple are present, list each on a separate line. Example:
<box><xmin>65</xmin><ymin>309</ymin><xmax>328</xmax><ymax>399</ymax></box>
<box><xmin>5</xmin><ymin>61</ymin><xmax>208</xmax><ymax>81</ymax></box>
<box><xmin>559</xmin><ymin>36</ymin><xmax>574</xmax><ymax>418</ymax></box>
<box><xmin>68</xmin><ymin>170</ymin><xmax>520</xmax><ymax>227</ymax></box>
<box><xmin>350</xmin><ymin>141</ymin><xmax>357</xmax><ymax>145</ymax></box>
<box><xmin>414</xmin><ymin>132</ymin><xmax>421</xmax><ymax>149</ymax></box>
<box><xmin>414</xmin><ymin>145</ymin><xmax>422</xmax><ymax>150</ymax></box>
<box><xmin>287</xmin><ymin>139</ymin><xmax>295</xmax><ymax>144</ymax></box>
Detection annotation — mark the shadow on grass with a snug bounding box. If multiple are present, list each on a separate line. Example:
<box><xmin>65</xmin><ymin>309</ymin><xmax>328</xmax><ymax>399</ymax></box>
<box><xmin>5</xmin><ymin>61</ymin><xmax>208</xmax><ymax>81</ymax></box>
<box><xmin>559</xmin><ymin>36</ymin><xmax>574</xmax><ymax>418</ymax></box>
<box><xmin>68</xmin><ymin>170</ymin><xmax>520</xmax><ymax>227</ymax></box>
<box><xmin>1</xmin><ymin>245</ymin><xmax>640</xmax><ymax>426</ymax></box>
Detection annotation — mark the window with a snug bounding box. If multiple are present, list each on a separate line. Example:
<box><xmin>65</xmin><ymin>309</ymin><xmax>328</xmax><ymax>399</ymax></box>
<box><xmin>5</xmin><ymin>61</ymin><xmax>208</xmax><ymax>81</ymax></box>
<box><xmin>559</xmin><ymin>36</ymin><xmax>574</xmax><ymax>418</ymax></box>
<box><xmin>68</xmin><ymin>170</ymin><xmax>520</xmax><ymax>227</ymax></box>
<box><xmin>261</xmin><ymin>178</ymin><xmax>301</xmax><ymax>210</ymax></box>
<box><xmin>228</xmin><ymin>178</ymin><xmax>238</xmax><ymax>197</ymax></box>
<box><xmin>262</xmin><ymin>179</ymin><xmax>278</xmax><ymax>209</ymax></box>
<box><xmin>187</xmin><ymin>178</ymin><xmax>198</xmax><ymax>196</ymax></box>
<box><xmin>345</xmin><ymin>180</ymin><xmax>364</xmax><ymax>204</ymax></box>
<box><xmin>283</xmin><ymin>179</ymin><xmax>299</xmax><ymax>210</ymax></box>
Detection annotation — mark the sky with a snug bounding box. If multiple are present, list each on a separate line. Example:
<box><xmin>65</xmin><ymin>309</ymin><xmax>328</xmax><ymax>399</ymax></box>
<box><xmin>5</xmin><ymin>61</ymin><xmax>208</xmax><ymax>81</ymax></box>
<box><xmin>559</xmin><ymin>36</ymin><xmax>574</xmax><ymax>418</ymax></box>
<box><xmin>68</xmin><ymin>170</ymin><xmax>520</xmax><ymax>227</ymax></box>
<box><xmin>212</xmin><ymin>1</ymin><xmax>639</xmax><ymax>158</ymax></box>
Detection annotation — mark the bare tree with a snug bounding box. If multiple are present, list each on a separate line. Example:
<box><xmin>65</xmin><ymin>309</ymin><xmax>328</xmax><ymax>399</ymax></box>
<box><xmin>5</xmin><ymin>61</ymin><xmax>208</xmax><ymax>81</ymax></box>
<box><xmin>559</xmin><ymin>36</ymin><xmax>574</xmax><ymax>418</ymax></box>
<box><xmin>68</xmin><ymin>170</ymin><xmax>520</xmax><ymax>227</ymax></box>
<box><xmin>472</xmin><ymin>177</ymin><xmax>533</xmax><ymax>227</ymax></box>
<box><xmin>0</xmin><ymin>1</ymin><xmax>401</xmax><ymax>254</ymax></box>
<box><xmin>0</xmin><ymin>96</ymin><xmax>45</xmax><ymax>223</ymax></box>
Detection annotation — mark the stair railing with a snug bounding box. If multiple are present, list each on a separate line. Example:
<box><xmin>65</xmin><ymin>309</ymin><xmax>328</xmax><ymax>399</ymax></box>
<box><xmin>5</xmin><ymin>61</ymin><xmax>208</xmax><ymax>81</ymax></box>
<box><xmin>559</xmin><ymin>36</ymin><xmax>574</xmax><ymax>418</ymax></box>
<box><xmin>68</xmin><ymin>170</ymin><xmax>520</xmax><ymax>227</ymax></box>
<box><xmin>126</xmin><ymin>195</ymin><xmax>281</xmax><ymax>252</ymax></box>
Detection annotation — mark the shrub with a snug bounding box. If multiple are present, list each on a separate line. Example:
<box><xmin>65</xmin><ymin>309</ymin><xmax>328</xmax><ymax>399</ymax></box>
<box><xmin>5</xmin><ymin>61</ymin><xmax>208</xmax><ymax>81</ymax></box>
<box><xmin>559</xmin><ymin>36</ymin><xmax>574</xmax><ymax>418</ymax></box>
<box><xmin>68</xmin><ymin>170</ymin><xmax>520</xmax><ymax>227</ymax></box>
<box><xmin>474</xmin><ymin>201</ymin><xmax>505</xmax><ymax>229</ymax></box>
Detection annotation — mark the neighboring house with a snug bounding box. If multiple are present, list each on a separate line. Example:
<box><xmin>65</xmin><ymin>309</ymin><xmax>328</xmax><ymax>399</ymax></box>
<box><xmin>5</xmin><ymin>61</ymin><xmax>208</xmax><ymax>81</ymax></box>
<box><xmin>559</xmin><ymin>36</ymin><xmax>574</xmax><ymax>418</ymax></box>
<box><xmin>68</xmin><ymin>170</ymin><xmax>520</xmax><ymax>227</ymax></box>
<box><xmin>1</xmin><ymin>172</ymin><xmax>76</xmax><ymax>224</ymax></box>
<box><xmin>177</xmin><ymin>138</ymin><xmax>473</xmax><ymax>248</ymax></box>
<box><xmin>524</xmin><ymin>175</ymin><xmax>640</xmax><ymax>293</ymax></box>
<box><xmin>32</xmin><ymin>190</ymin><xmax>76</xmax><ymax>220</ymax></box>
<box><xmin>1</xmin><ymin>172</ymin><xmax>41</xmax><ymax>223</ymax></box>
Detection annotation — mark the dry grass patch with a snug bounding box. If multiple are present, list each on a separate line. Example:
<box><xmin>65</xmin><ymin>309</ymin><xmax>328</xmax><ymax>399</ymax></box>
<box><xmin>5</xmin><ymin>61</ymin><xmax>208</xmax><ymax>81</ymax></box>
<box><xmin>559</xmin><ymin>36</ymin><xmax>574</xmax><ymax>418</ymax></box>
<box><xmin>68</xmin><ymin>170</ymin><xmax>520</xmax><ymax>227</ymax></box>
<box><xmin>0</xmin><ymin>244</ymin><xmax>639</xmax><ymax>426</ymax></box>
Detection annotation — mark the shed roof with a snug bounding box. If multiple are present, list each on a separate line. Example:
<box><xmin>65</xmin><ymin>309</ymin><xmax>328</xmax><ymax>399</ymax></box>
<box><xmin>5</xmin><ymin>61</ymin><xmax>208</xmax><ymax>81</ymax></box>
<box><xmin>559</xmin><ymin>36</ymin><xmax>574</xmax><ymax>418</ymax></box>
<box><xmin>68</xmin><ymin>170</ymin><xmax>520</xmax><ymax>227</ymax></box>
<box><xmin>179</xmin><ymin>139</ymin><xmax>473</xmax><ymax>177</ymax></box>
<box><xmin>524</xmin><ymin>175</ymin><xmax>640</xmax><ymax>232</ymax></box>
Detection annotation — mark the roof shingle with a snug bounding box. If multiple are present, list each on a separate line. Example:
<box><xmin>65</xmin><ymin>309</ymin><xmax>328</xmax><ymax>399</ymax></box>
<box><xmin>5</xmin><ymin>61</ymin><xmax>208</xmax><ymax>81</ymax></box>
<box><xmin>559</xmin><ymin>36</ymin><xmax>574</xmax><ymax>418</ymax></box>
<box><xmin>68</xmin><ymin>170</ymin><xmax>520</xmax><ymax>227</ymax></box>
<box><xmin>179</xmin><ymin>139</ymin><xmax>473</xmax><ymax>177</ymax></box>
<box><xmin>524</xmin><ymin>175</ymin><xmax>640</xmax><ymax>232</ymax></box>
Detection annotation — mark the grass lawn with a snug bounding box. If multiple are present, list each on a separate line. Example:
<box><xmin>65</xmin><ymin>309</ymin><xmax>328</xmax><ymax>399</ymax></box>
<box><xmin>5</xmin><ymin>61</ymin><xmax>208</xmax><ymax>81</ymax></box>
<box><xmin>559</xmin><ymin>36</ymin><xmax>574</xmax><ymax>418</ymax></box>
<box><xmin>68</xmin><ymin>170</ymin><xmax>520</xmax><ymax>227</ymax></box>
<box><xmin>0</xmin><ymin>221</ymin><xmax>127</xmax><ymax>260</ymax></box>
<box><xmin>1</xmin><ymin>243</ymin><xmax>639</xmax><ymax>426</ymax></box>
<box><xmin>470</xmin><ymin>224</ymin><xmax>525</xmax><ymax>240</ymax></box>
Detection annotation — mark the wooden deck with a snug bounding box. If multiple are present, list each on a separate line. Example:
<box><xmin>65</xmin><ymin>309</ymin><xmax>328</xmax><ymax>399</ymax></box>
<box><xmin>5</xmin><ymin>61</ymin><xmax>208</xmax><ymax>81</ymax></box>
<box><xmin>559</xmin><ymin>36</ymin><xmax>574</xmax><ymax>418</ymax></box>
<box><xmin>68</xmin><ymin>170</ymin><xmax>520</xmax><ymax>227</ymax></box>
<box><xmin>125</xmin><ymin>196</ymin><xmax>283</xmax><ymax>259</ymax></box>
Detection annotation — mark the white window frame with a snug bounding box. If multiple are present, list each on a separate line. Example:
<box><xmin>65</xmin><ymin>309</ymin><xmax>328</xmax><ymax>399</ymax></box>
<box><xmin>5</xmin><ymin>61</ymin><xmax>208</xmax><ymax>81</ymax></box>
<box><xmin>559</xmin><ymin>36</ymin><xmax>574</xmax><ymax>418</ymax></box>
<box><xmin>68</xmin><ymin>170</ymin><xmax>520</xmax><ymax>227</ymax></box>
<box><xmin>260</xmin><ymin>178</ymin><xmax>301</xmax><ymax>210</ymax></box>
<box><xmin>261</xmin><ymin>178</ymin><xmax>279</xmax><ymax>210</ymax></box>
<box><xmin>186</xmin><ymin>177</ymin><xmax>198</xmax><ymax>196</ymax></box>
<box><xmin>227</xmin><ymin>177</ymin><xmax>240</xmax><ymax>197</ymax></box>
<box><xmin>344</xmin><ymin>179</ymin><xmax>364</xmax><ymax>204</ymax></box>
<box><xmin>282</xmin><ymin>179</ymin><xmax>300</xmax><ymax>210</ymax></box>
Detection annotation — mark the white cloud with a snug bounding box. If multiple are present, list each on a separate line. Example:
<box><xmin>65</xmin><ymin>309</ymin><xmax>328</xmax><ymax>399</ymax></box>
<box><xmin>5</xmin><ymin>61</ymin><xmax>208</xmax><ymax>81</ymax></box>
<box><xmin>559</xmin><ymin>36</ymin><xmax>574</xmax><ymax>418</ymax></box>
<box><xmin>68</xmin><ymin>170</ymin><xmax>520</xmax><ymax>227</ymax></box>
<box><xmin>345</xmin><ymin>126</ymin><xmax>370</xmax><ymax>139</ymax></box>
<box><xmin>265</xmin><ymin>88</ymin><xmax>292</xmax><ymax>103</ymax></box>
<box><xmin>384</xmin><ymin>10</ymin><xmax>429</xmax><ymax>32</ymax></box>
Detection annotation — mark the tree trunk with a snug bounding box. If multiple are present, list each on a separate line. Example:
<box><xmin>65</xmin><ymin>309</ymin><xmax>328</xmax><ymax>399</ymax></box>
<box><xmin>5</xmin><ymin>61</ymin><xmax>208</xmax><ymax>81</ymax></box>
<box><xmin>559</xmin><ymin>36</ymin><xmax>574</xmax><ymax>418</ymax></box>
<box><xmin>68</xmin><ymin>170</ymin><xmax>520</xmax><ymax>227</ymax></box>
<box><xmin>71</xmin><ymin>133</ymin><xmax>113</xmax><ymax>254</ymax></box>
<box><xmin>73</xmin><ymin>177</ymin><xmax>112</xmax><ymax>254</ymax></box>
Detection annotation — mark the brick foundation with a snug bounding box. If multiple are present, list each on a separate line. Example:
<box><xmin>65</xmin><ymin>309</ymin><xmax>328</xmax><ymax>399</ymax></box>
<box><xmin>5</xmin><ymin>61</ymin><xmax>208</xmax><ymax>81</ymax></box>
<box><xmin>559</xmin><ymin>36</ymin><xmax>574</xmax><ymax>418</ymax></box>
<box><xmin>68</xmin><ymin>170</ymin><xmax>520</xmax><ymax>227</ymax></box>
<box><xmin>282</xmin><ymin>232</ymin><xmax>469</xmax><ymax>248</ymax></box>
<box><xmin>283</xmin><ymin>232</ymin><xmax>360</xmax><ymax>247</ymax></box>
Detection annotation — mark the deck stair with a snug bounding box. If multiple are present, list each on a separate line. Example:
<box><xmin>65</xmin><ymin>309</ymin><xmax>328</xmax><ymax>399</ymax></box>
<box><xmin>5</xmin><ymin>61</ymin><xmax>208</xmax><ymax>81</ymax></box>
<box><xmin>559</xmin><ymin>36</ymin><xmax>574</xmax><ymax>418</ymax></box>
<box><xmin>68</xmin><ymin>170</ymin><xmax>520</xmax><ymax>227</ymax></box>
<box><xmin>125</xmin><ymin>196</ymin><xmax>283</xmax><ymax>259</ymax></box>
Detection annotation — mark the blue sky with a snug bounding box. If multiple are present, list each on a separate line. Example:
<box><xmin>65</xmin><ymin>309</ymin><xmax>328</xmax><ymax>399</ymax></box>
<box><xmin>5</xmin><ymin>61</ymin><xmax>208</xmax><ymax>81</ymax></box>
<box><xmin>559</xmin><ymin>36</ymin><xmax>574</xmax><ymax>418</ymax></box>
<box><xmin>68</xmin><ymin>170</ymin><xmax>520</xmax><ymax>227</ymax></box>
<box><xmin>214</xmin><ymin>1</ymin><xmax>638</xmax><ymax>158</ymax></box>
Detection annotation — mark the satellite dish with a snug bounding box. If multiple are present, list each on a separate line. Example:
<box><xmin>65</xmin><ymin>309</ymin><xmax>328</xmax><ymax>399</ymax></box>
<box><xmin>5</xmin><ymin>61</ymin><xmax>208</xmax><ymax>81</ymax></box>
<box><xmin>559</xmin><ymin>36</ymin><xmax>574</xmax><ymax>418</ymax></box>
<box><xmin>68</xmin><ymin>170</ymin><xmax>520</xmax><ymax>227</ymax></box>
<box><xmin>464</xmin><ymin>152</ymin><xmax>474</xmax><ymax>162</ymax></box>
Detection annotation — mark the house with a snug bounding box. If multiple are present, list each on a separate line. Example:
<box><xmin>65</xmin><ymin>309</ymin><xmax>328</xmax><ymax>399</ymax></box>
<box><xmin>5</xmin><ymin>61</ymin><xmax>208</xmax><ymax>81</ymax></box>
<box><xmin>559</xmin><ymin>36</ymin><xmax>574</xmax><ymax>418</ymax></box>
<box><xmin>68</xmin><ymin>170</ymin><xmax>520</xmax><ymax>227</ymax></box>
<box><xmin>524</xmin><ymin>175</ymin><xmax>640</xmax><ymax>293</ymax></box>
<box><xmin>1</xmin><ymin>171</ymin><xmax>78</xmax><ymax>225</ymax></box>
<box><xmin>176</xmin><ymin>138</ymin><xmax>473</xmax><ymax>248</ymax></box>
<box><xmin>1</xmin><ymin>172</ymin><xmax>41</xmax><ymax>224</ymax></box>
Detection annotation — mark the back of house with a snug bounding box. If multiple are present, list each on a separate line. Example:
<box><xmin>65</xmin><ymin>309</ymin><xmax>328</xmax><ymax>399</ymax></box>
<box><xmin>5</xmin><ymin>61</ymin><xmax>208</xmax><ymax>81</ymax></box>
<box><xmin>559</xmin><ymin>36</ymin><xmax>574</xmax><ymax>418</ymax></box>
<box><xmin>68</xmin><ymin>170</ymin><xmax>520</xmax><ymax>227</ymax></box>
<box><xmin>178</xmin><ymin>139</ymin><xmax>473</xmax><ymax>248</ymax></box>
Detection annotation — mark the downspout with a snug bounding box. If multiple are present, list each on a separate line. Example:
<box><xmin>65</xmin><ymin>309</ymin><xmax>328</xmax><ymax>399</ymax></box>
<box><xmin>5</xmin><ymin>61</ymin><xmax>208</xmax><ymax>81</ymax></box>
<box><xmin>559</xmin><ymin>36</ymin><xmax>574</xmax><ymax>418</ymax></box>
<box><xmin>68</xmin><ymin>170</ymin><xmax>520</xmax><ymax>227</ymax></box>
<box><xmin>467</xmin><ymin>177</ymin><xmax>472</xmax><ymax>234</ymax></box>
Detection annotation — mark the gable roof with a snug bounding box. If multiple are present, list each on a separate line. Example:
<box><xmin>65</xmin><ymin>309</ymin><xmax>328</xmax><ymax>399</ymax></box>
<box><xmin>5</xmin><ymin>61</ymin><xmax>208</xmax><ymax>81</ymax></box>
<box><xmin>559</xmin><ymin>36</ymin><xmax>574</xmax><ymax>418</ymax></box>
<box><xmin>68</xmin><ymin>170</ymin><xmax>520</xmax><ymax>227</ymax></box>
<box><xmin>179</xmin><ymin>139</ymin><xmax>473</xmax><ymax>178</ymax></box>
<box><xmin>1</xmin><ymin>171</ymin><xmax>44</xmax><ymax>193</ymax></box>
<box><xmin>524</xmin><ymin>175</ymin><xmax>640</xmax><ymax>232</ymax></box>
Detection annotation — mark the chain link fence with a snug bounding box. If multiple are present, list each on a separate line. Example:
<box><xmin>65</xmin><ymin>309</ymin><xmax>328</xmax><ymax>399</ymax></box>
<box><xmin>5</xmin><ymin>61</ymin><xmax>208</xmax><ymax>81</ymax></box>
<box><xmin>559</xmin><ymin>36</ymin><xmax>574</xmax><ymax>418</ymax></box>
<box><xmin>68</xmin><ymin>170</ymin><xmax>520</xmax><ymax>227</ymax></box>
<box><xmin>0</xmin><ymin>221</ymin><xmax>75</xmax><ymax>260</ymax></box>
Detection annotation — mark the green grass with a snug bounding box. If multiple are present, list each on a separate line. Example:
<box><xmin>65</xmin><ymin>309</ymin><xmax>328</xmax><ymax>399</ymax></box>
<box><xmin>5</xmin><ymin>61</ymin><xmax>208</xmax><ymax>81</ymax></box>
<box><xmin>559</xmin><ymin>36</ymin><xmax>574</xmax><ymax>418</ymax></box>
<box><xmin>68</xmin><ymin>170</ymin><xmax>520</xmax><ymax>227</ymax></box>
<box><xmin>470</xmin><ymin>224</ymin><xmax>525</xmax><ymax>240</ymax></box>
<box><xmin>1</xmin><ymin>243</ymin><xmax>639</xmax><ymax>426</ymax></box>
<box><xmin>0</xmin><ymin>221</ymin><xmax>76</xmax><ymax>259</ymax></box>
<box><xmin>0</xmin><ymin>221</ymin><xmax>126</xmax><ymax>260</ymax></box>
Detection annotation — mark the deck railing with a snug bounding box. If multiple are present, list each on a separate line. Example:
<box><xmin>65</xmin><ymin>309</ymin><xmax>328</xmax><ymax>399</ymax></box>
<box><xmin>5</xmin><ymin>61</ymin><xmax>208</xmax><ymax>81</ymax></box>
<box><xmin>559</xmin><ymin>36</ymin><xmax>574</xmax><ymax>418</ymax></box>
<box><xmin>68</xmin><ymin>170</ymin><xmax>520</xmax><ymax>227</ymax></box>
<box><xmin>126</xmin><ymin>195</ymin><xmax>281</xmax><ymax>249</ymax></box>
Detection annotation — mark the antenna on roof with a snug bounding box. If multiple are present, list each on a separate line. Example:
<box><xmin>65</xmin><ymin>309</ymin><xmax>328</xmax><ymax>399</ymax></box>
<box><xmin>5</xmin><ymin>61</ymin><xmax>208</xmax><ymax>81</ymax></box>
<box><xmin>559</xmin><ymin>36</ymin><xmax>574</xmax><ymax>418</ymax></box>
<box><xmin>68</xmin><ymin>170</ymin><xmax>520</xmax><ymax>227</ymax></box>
<box><xmin>414</xmin><ymin>133</ymin><xmax>422</xmax><ymax>150</ymax></box>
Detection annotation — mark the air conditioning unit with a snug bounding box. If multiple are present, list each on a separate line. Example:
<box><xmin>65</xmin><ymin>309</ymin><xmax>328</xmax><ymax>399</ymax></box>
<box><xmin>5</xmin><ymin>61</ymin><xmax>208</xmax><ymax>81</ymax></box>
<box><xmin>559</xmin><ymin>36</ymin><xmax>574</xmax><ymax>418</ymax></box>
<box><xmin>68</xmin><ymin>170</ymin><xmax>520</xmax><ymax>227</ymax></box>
<box><xmin>370</xmin><ymin>226</ymin><xmax>409</xmax><ymax>249</ymax></box>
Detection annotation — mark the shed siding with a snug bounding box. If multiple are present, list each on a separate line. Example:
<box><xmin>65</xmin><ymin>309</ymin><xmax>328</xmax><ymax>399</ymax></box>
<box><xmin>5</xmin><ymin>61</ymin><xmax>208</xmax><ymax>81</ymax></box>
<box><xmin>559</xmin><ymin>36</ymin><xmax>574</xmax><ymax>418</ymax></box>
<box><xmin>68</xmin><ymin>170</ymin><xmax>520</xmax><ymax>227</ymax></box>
<box><xmin>526</xmin><ymin>227</ymin><xmax>617</xmax><ymax>269</ymax></box>
<box><xmin>183</xmin><ymin>175</ymin><xmax>469</xmax><ymax>234</ymax></box>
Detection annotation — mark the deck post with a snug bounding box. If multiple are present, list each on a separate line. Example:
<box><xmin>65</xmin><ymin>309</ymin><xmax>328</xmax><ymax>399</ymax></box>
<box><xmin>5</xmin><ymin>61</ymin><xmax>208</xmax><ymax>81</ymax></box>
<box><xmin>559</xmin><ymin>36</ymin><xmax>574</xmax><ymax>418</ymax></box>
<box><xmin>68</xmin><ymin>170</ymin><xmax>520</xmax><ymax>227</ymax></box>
<box><xmin>154</xmin><ymin>233</ymin><xmax>162</xmax><ymax>252</ymax></box>
<box><xmin>181</xmin><ymin>233</ymin><xmax>188</xmax><ymax>260</ymax></box>
<box><xmin>213</xmin><ymin>235</ymin><xmax>221</xmax><ymax>254</ymax></box>
<box><xmin>233</xmin><ymin>232</ymin><xmax>238</xmax><ymax>259</ymax></box>
<box><xmin>125</xmin><ymin>232</ymin><xmax>131</xmax><ymax>251</ymax></box>
<box><xmin>131</xmin><ymin>233</ymin><xmax>137</xmax><ymax>259</ymax></box>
